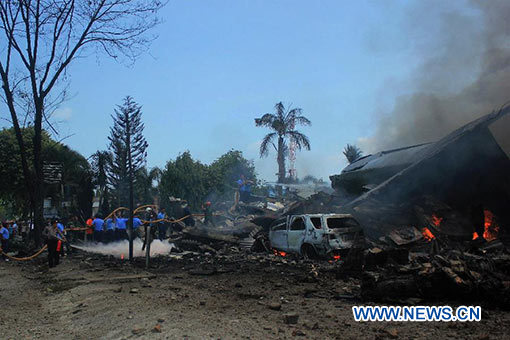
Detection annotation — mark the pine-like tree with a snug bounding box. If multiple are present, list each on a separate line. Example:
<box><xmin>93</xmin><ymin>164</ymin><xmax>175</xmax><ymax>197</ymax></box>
<box><xmin>107</xmin><ymin>96</ymin><xmax>148</xmax><ymax>260</ymax></box>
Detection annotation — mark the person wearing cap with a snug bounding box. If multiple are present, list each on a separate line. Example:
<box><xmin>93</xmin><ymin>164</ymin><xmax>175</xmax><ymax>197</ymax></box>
<box><xmin>85</xmin><ymin>216</ymin><xmax>94</xmax><ymax>241</ymax></box>
<box><xmin>181</xmin><ymin>201</ymin><xmax>195</xmax><ymax>227</ymax></box>
<box><xmin>92</xmin><ymin>215</ymin><xmax>105</xmax><ymax>243</ymax></box>
<box><xmin>42</xmin><ymin>219</ymin><xmax>66</xmax><ymax>268</ymax></box>
<box><xmin>0</xmin><ymin>222</ymin><xmax>10</xmax><ymax>260</ymax></box>
<box><xmin>202</xmin><ymin>201</ymin><xmax>215</xmax><ymax>227</ymax></box>
<box><xmin>236</xmin><ymin>174</ymin><xmax>253</xmax><ymax>202</ymax></box>
<box><xmin>142</xmin><ymin>208</ymin><xmax>158</xmax><ymax>251</ymax></box>
<box><xmin>56</xmin><ymin>220</ymin><xmax>70</xmax><ymax>255</ymax></box>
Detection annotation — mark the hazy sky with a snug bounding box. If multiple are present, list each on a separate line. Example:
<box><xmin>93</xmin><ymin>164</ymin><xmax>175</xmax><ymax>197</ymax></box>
<box><xmin>4</xmin><ymin>0</ymin><xmax>482</xmax><ymax>181</ymax></box>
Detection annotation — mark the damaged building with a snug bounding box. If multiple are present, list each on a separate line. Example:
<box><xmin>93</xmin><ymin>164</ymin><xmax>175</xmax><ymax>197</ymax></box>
<box><xmin>330</xmin><ymin>107</ymin><xmax>510</xmax><ymax>242</ymax></box>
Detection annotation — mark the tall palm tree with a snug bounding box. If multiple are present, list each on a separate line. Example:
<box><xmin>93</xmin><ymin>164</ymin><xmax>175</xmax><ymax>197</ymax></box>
<box><xmin>255</xmin><ymin>102</ymin><xmax>311</xmax><ymax>183</ymax></box>
<box><xmin>343</xmin><ymin>144</ymin><xmax>363</xmax><ymax>164</ymax></box>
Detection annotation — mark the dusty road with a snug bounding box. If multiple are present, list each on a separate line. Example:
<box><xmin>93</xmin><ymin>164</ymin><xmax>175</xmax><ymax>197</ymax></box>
<box><xmin>1</xmin><ymin>250</ymin><xmax>509</xmax><ymax>339</ymax></box>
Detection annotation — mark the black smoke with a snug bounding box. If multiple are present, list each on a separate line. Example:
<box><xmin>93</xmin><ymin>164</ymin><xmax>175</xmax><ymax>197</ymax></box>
<box><xmin>365</xmin><ymin>0</ymin><xmax>510</xmax><ymax>151</ymax></box>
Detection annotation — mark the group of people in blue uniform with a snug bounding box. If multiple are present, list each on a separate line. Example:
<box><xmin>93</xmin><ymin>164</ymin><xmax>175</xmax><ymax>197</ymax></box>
<box><xmin>89</xmin><ymin>208</ymin><xmax>168</xmax><ymax>243</ymax></box>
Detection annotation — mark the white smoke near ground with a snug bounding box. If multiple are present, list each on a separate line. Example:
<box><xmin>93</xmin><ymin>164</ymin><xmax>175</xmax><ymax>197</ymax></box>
<box><xmin>72</xmin><ymin>238</ymin><xmax>174</xmax><ymax>258</ymax></box>
<box><xmin>361</xmin><ymin>0</ymin><xmax>510</xmax><ymax>152</ymax></box>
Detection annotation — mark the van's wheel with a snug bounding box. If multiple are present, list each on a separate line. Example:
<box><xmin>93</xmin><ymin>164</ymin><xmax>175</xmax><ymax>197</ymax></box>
<box><xmin>301</xmin><ymin>244</ymin><xmax>318</xmax><ymax>260</ymax></box>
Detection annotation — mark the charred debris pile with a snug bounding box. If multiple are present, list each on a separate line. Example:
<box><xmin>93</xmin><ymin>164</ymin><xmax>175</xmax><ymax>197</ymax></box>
<box><xmin>98</xmin><ymin>107</ymin><xmax>509</xmax><ymax>307</ymax></box>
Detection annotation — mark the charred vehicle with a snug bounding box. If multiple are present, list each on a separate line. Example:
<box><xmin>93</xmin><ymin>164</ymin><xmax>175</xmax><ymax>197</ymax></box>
<box><xmin>268</xmin><ymin>214</ymin><xmax>365</xmax><ymax>258</ymax></box>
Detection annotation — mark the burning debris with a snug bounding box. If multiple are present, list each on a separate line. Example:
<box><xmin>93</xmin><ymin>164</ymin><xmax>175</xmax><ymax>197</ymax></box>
<box><xmin>62</xmin><ymin>108</ymin><xmax>509</xmax><ymax>311</ymax></box>
<box><xmin>331</xmin><ymin>107</ymin><xmax>510</xmax><ymax>243</ymax></box>
<box><xmin>483</xmin><ymin>210</ymin><xmax>500</xmax><ymax>242</ymax></box>
<box><xmin>421</xmin><ymin>227</ymin><xmax>435</xmax><ymax>242</ymax></box>
<box><xmin>360</xmin><ymin>245</ymin><xmax>510</xmax><ymax>309</ymax></box>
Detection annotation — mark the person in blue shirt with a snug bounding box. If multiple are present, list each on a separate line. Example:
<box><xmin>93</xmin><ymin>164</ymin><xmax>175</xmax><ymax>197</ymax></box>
<box><xmin>56</xmin><ymin>220</ymin><xmax>69</xmax><ymax>254</ymax></box>
<box><xmin>114</xmin><ymin>213</ymin><xmax>128</xmax><ymax>241</ymax></box>
<box><xmin>0</xmin><ymin>222</ymin><xmax>10</xmax><ymax>260</ymax></box>
<box><xmin>56</xmin><ymin>221</ymin><xmax>65</xmax><ymax>236</ymax></box>
<box><xmin>132</xmin><ymin>215</ymin><xmax>143</xmax><ymax>241</ymax></box>
<box><xmin>121</xmin><ymin>215</ymin><xmax>143</xmax><ymax>241</ymax></box>
<box><xmin>157</xmin><ymin>208</ymin><xmax>167</xmax><ymax>240</ymax></box>
<box><xmin>133</xmin><ymin>216</ymin><xmax>143</xmax><ymax>230</ymax></box>
<box><xmin>92</xmin><ymin>216</ymin><xmax>105</xmax><ymax>243</ymax></box>
<box><xmin>12</xmin><ymin>221</ymin><xmax>18</xmax><ymax>237</ymax></box>
<box><xmin>105</xmin><ymin>218</ymin><xmax>114</xmax><ymax>243</ymax></box>
<box><xmin>236</xmin><ymin>174</ymin><xmax>253</xmax><ymax>202</ymax></box>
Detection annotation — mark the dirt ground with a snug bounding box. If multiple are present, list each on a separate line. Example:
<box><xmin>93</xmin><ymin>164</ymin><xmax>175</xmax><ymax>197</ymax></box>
<box><xmin>1</xmin><ymin>249</ymin><xmax>509</xmax><ymax>340</ymax></box>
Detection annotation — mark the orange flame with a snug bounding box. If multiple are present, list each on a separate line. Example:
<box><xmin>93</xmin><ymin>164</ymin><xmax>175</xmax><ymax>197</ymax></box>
<box><xmin>328</xmin><ymin>255</ymin><xmax>341</xmax><ymax>264</ymax></box>
<box><xmin>431</xmin><ymin>214</ymin><xmax>443</xmax><ymax>227</ymax></box>
<box><xmin>483</xmin><ymin>210</ymin><xmax>499</xmax><ymax>242</ymax></box>
<box><xmin>273</xmin><ymin>249</ymin><xmax>287</xmax><ymax>257</ymax></box>
<box><xmin>472</xmin><ymin>232</ymin><xmax>479</xmax><ymax>240</ymax></box>
<box><xmin>422</xmin><ymin>227</ymin><xmax>435</xmax><ymax>241</ymax></box>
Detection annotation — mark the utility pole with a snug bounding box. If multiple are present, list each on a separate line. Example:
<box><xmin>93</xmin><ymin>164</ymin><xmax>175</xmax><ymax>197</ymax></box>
<box><xmin>145</xmin><ymin>225</ymin><xmax>152</xmax><ymax>268</ymax></box>
<box><xmin>127</xmin><ymin>115</ymin><xmax>134</xmax><ymax>262</ymax></box>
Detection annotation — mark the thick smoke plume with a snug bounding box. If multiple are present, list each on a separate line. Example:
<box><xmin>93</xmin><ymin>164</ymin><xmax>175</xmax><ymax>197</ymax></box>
<box><xmin>364</xmin><ymin>0</ymin><xmax>510</xmax><ymax>151</ymax></box>
<box><xmin>72</xmin><ymin>239</ymin><xmax>174</xmax><ymax>258</ymax></box>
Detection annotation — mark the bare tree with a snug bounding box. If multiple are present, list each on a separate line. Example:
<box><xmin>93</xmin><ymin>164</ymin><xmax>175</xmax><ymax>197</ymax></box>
<box><xmin>0</xmin><ymin>0</ymin><xmax>165</xmax><ymax>244</ymax></box>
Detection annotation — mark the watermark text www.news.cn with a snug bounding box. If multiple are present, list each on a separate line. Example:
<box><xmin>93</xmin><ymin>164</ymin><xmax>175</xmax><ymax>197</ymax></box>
<box><xmin>352</xmin><ymin>306</ymin><xmax>481</xmax><ymax>322</ymax></box>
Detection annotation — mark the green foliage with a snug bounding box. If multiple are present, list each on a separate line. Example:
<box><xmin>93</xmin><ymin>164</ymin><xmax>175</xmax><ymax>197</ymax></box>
<box><xmin>0</xmin><ymin>127</ymin><xmax>35</xmax><ymax>212</ymax></box>
<box><xmin>160</xmin><ymin>151</ymin><xmax>210</xmax><ymax>210</ymax></box>
<box><xmin>91</xmin><ymin>150</ymin><xmax>113</xmax><ymax>216</ymax></box>
<box><xmin>133</xmin><ymin>166</ymin><xmax>161</xmax><ymax>205</ymax></box>
<box><xmin>159</xmin><ymin>150</ymin><xmax>257</xmax><ymax>211</ymax></box>
<box><xmin>107</xmin><ymin>96</ymin><xmax>148</xmax><ymax>206</ymax></box>
<box><xmin>255</xmin><ymin>102</ymin><xmax>311</xmax><ymax>182</ymax></box>
<box><xmin>0</xmin><ymin>127</ymin><xmax>92</xmax><ymax>218</ymax></box>
<box><xmin>208</xmin><ymin>150</ymin><xmax>257</xmax><ymax>196</ymax></box>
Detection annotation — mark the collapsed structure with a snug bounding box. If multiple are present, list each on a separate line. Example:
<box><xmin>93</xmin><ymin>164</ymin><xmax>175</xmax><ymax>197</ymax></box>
<box><xmin>53</xmin><ymin>107</ymin><xmax>509</xmax><ymax>308</ymax></box>
<box><xmin>331</xmin><ymin>106</ymin><xmax>510</xmax><ymax>241</ymax></box>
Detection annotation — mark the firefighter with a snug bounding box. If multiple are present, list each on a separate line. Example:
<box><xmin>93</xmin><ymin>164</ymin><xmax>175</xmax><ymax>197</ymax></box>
<box><xmin>142</xmin><ymin>208</ymin><xmax>157</xmax><ymax>251</ymax></box>
<box><xmin>92</xmin><ymin>215</ymin><xmax>105</xmax><ymax>243</ymax></box>
<box><xmin>114</xmin><ymin>212</ymin><xmax>128</xmax><ymax>241</ymax></box>
<box><xmin>0</xmin><ymin>222</ymin><xmax>10</xmax><ymax>261</ymax></box>
<box><xmin>202</xmin><ymin>201</ymin><xmax>215</xmax><ymax>227</ymax></box>
<box><xmin>105</xmin><ymin>217</ymin><xmax>115</xmax><ymax>243</ymax></box>
<box><xmin>181</xmin><ymin>201</ymin><xmax>195</xmax><ymax>227</ymax></box>
<box><xmin>236</xmin><ymin>174</ymin><xmax>253</xmax><ymax>202</ymax></box>
<box><xmin>157</xmin><ymin>208</ymin><xmax>167</xmax><ymax>240</ymax></box>
<box><xmin>42</xmin><ymin>219</ymin><xmax>66</xmax><ymax>268</ymax></box>
<box><xmin>85</xmin><ymin>216</ymin><xmax>94</xmax><ymax>241</ymax></box>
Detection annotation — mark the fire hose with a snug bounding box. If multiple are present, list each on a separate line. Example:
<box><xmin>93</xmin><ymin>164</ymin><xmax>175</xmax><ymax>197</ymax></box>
<box><xmin>65</xmin><ymin>214</ymin><xmax>206</xmax><ymax>232</ymax></box>
<box><xmin>0</xmin><ymin>205</ymin><xmax>209</xmax><ymax>261</ymax></box>
<box><xmin>0</xmin><ymin>244</ymin><xmax>48</xmax><ymax>261</ymax></box>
